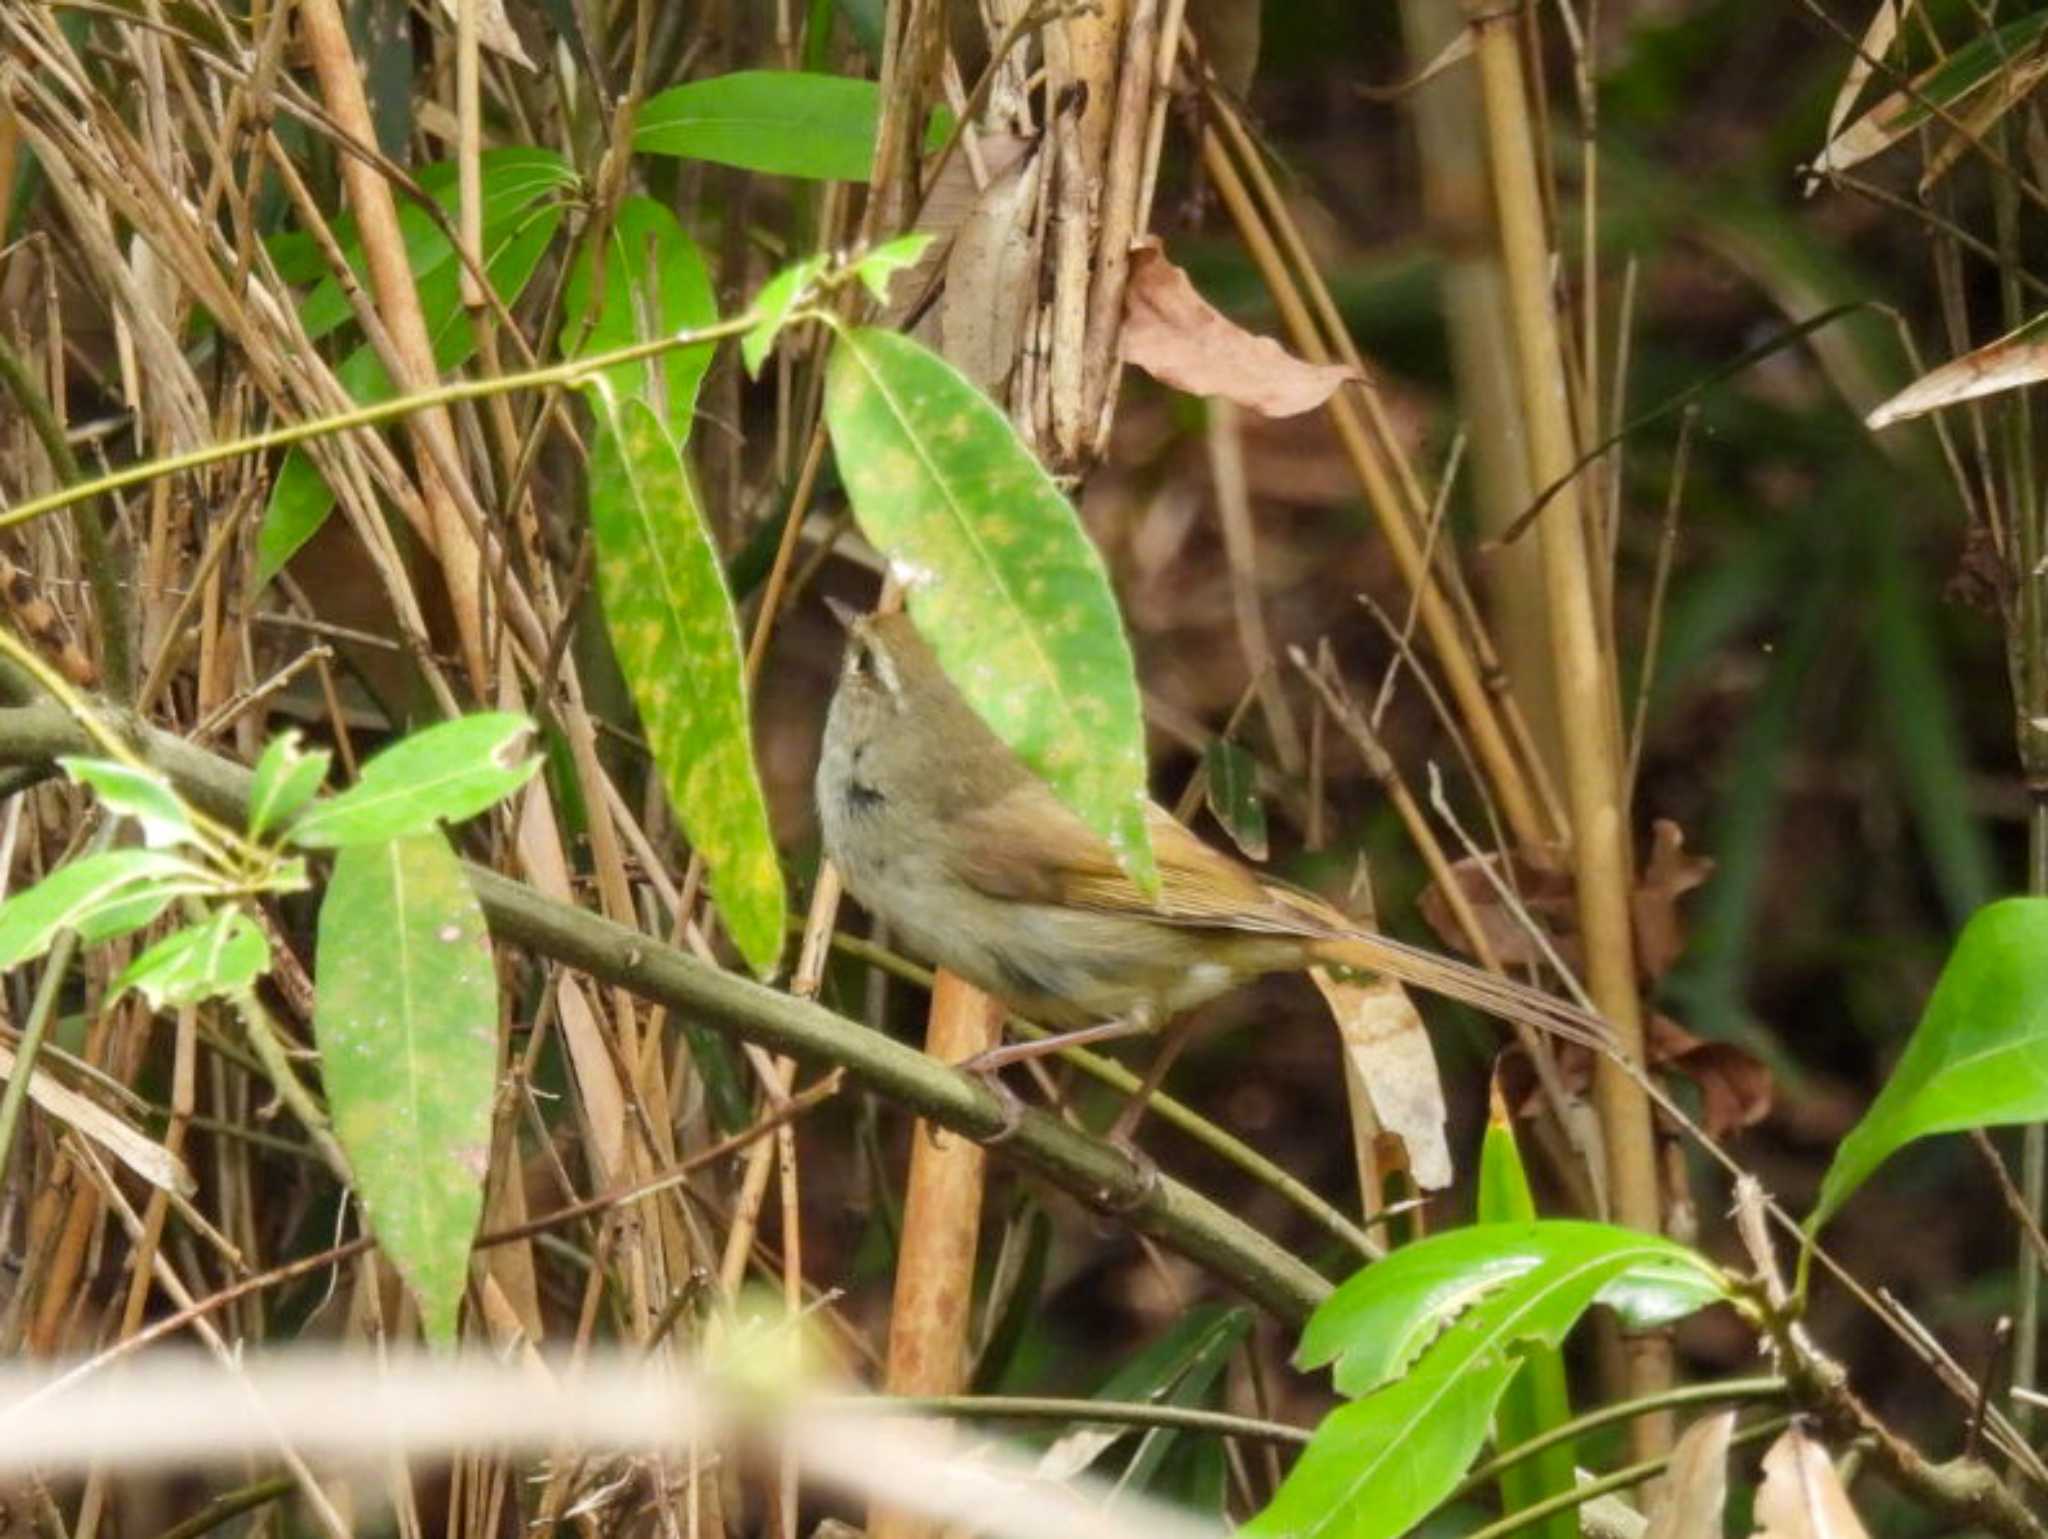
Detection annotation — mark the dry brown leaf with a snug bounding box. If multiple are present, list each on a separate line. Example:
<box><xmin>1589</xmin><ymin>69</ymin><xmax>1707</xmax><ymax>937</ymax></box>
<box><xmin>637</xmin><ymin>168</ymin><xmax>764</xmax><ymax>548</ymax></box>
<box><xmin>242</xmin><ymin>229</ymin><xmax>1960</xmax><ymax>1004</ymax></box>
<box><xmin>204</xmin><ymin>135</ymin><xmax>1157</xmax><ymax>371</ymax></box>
<box><xmin>436</xmin><ymin>0</ymin><xmax>535</xmax><ymax>69</ymax></box>
<box><xmin>1644</xmin><ymin>1410</ymin><xmax>1736</xmax><ymax>1539</ymax></box>
<box><xmin>1313</xmin><ymin>967</ymin><xmax>1453</xmax><ymax>1191</ymax></box>
<box><xmin>1808</xmin><ymin>0</ymin><xmax>1904</xmax><ymax>193</ymax></box>
<box><xmin>1121</xmin><ymin>238</ymin><xmax>1362</xmax><ymax>417</ymax></box>
<box><xmin>1868</xmin><ymin>310</ymin><xmax>2048</xmax><ymax>428</ymax></box>
<box><xmin>1635</xmin><ymin>819</ymin><xmax>1716</xmax><ymax>981</ymax></box>
<box><xmin>943</xmin><ymin>141</ymin><xmax>1044</xmax><ymax>394</ymax></box>
<box><xmin>1649</xmin><ymin>1014</ymin><xmax>1773</xmax><ymax>1137</ymax></box>
<box><xmin>1752</xmin><ymin>1426</ymin><xmax>1872</xmax><ymax>1539</ymax></box>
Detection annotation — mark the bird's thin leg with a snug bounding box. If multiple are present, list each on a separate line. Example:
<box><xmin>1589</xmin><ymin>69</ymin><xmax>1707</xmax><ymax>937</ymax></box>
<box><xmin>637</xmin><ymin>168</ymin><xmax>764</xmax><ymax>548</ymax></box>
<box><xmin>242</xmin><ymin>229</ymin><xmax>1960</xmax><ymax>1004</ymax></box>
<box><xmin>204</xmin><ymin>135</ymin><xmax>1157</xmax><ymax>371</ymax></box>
<box><xmin>1105</xmin><ymin>1018</ymin><xmax>1195</xmax><ymax>1149</ymax></box>
<box><xmin>957</xmin><ymin>1014</ymin><xmax>1153</xmax><ymax>1075</ymax></box>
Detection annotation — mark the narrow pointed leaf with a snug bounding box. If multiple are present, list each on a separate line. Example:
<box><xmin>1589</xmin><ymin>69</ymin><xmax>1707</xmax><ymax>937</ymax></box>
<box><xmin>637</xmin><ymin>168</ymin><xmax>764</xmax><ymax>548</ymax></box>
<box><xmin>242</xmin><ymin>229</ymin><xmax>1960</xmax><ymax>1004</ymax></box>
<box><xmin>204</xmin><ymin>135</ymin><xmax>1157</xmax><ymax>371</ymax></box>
<box><xmin>825</xmin><ymin>326</ymin><xmax>1155</xmax><ymax>893</ymax></box>
<box><xmin>743</xmin><ymin>255</ymin><xmax>827</xmax><ymax>377</ymax></box>
<box><xmin>635</xmin><ymin>71</ymin><xmax>883</xmax><ymax>180</ymax></box>
<box><xmin>586</xmin><ymin>395</ymin><xmax>785</xmax><ymax>975</ymax></box>
<box><xmin>0</xmin><ymin>850</ymin><xmax>209</xmax><ymax>970</ymax></box>
<box><xmin>315</xmin><ymin>832</ymin><xmax>498</xmax><ymax>1346</ymax></box>
<box><xmin>563</xmin><ymin>196</ymin><xmax>718</xmax><ymax>444</ymax></box>
<box><xmin>248</xmin><ymin>731</ymin><xmax>332</xmax><ymax>840</ymax></box>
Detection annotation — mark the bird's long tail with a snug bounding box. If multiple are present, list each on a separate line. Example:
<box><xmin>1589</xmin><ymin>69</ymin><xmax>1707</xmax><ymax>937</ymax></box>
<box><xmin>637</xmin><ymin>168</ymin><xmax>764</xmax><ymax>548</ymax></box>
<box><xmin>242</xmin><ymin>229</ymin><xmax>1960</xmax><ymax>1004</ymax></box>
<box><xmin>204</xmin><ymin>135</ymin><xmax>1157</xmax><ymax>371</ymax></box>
<box><xmin>1303</xmin><ymin>928</ymin><xmax>1614</xmax><ymax>1052</ymax></box>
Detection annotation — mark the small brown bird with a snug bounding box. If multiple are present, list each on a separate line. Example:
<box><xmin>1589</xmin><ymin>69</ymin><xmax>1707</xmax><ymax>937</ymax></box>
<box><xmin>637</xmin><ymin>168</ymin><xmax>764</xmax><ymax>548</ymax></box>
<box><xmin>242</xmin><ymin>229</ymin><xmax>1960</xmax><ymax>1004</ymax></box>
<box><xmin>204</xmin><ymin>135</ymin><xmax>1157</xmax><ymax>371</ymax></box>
<box><xmin>816</xmin><ymin>609</ymin><xmax>1606</xmax><ymax>1130</ymax></box>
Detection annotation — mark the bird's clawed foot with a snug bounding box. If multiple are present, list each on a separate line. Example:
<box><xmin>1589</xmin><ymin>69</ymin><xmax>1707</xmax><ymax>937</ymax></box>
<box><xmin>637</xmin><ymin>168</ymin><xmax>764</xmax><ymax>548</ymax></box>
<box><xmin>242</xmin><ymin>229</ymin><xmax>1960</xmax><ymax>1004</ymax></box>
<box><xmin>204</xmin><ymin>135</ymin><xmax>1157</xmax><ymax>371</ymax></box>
<box><xmin>958</xmin><ymin>1054</ymin><xmax>1028</xmax><ymax>1145</ymax></box>
<box><xmin>1096</xmin><ymin>1134</ymin><xmax>1163</xmax><ymax>1215</ymax></box>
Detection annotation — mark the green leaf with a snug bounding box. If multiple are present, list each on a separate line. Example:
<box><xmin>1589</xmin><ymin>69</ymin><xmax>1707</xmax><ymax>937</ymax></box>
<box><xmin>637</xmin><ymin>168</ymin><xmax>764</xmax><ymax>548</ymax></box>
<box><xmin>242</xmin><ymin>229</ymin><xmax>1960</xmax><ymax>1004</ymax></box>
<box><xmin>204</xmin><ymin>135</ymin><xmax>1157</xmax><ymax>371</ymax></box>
<box><xmin>563</xmin><ymin>196</ymin><xmax>718</xmax><ymax>445</ymax></box>
<box><xmin>1478</xmin><ymin>1114</ymin><xmax>1577</xmax><ymax>1539</ymax></box>
<box><xmin>1299</xmin><ymin>1221</ymin><xmax>1727</xmax><ymax>1396</ymax></box>
<box><xmin>1102</xmin><ymin>1306</ymin><xmax>1249</xmax><ymax>1496</ymax></box>
<box><xmin>742</xmin><ymin>254</ymin><xmax>827</xmax><ymax>378</ymax></box>
<box><xmin>1245</xmin><ymin>1354</ymin><xmax>1519</xmax><ymax>1539</ymax></box>
<box><xmin>1256</xmin><ymin>1225</ymin><xmax>1724</xmax><ymax>1539</ymax></box>
<box><xmin>1812</xmin><ymin>897</ymin><xmax>2048</xmax><ymax>1230</ymax></box>
<box><xmin>288</xmin><ymin>714</ymin><xmax>539</xmax><ymax>849</ymax></box>
<box><xmin>248</xmin><ymin>731</ymin><xmax>332</xmax><ymax>841</ymax></box>
<box><xmin>118</xmin><ymin>910</ymin><xmax>270</xmax><ymax>1009</ymax></box>
<box><xmin>824</xmin><ymin>326</ymin><xmax>1156</xmax><ymax>893</ymax></box>
<box><xmin>636</xmin><ymin>71</ymin><xmax>882</xmax><ymax>181</ymax></box>
<box><xmin>586</xmin><ymin>395</ymin><xmax>786</xmax><ymax>976</ymax></box>
<box><xmin>256</xmin><ymin>197</ymin><xmax>567</xmax><ymax>585</ymax></box>
<box><xmin>60</xmin><ymin>759</ymin><xmax>197</xmax><ymax>850</ymax></box>
<box><xmin>1202</xmin><ymin>739</ymin><xmax>1268</xmax><ymax>861</ymax></box>
<box><xmin>0</xmin><ymin>850</ymin><xmax>210</xmax><ymax>970</ymax></box>
<box><xmin>851</xmin><ymin>232</ymin><xmax>934</xmax><ymax>303</ymax></box>
<box><xmin>315</xmin><ymin>832</ymin><xmax>498</xmax><ymax>1347</ymax></box>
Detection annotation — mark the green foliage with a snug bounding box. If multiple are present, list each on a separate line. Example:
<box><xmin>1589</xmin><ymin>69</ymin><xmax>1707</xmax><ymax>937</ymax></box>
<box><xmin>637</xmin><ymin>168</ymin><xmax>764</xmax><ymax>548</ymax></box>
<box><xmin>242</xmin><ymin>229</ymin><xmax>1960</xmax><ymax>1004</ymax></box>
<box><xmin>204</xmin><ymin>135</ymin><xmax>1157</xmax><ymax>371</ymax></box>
<box><xmin>563</xmin><ymin>196</ymin><xmax>719</xmax><ymax>444</ymax></box>
<box><xmin>1476</xmin><ymin>1118</ymin><xmax>1577</xmax><ymax>1539</ymax></box>
<box><xmin>1251</xmin><ymin>1222</ymin><xmax>1728</xmax><ymax>1539</ymax></box>
<box><xmin>635</xmin><ymin>71</ymin><xmax>886</xmax><ymax>181</ymax></box>
<box><xmin>247</xmin><ymin>731</ymin><xmax>332</xmax><ymax>842</ymax></box>
<box><xmin>314</xmin><ymin>831</ymin><xmax>499</xmax><ymax>1347</ymax></box>
<box><xmin>0</xmin><ymin>849</ymin><xmax>207</xmax><ymax>969</ymax></box>
<box><xmin>1202</xmin><ymin>738</ymin><xmax>1268</xmax><ymax>860</ymax></box>
<box><xmin>118</xmin><ymin>910</ymin><xmax>268</xmax><ymax>1010</ymax></box>
<box><xmin>287</xmin><ymin>714</ymin><xmax>540</xmax><ymax>848</ymax></box>
<box><xmin>256</xmin><ymin>149</ymin><xmax>576</xmax><ymax>584</ymax></box>
<box><xmin>823</xmin><ymin>325</ymin><xmax>1158</xmax><ymax>894</ymax></box>
<box><xmin>586</xmin><ymin>394</ymin><xmax>786</xmax><ymax>976</ymax></box>
<box><xmin>1811</xmin><ymin>897</ymin><xmax>2048</xmax><ymax>1231</ymax></box>
<box><xmin>742</xmin><ymin>255</ymin><xmax>828</xmax><ymax>377</ymax></box>
<box><xmin>1083</xmin><ymin>1305</ymin><xmax>1250</xmax><ymax>1511</ymax></box>
<box><xmin>59</xmin><ymin>759</ymin><xmax>197</xmax><ymax>850</ymax></box>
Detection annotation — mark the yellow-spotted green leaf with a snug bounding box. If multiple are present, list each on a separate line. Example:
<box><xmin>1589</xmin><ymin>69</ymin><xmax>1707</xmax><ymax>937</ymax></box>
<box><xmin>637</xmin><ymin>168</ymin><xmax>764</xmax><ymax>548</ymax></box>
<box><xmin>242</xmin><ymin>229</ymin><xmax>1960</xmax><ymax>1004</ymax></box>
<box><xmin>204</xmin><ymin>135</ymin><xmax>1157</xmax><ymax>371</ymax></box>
<box><xmin>315</xmin><ymin>831</ymin><xmax>498</xmax><ymax>1347</ymax></box>
<box><xmin>1813</xmin><ymin>897</ymin><xmax>2048</xmax><ymax>1231</ymax></box>
<box><xmin>635</xmin><ymin>71</ymin><xmax>882</xmax><ymax>181</ymax></box>
<box><xmin>287</xmin><ymin>714</ymin><xmax>538</xmax><ymax>849</ymax></box>
<box><xmin>60</xmin><ymin>759</ymin><xmax>196</xmax><ymax>850</ymax></box>
<box><xmin>248</xmin><ymin>731</ymin><xmax>332</xmax><ymax>841</ymax></box>
<box><xmin>742</xmin><ymin>254</ymin><xmax>827</xmax><ymax>378</ymax></box>
<box><xmin>824</xmin><ymin>326</ymin><xmax>1155</xmax><ymax>893</ymax></box>
<box><xmin>257</xmin><ymin>182</ymin><xmax>568</xmax><ymax>585</ymax></box>
<box><xmin>118</xmin><ymin>909</ymin><xmax>270</xmax><ymax>1009</ymax></box>
<box><xmin>563</xmin><ymin>196</ymin><xmax>718</xmax><ymax>445</ymax></box>
<box><xmin>0</xmin><ymin>850</ymin><xmax>213</xmax><ymax>969</ymax></box>
<box><xmin>586</xmin><ymin>394</ymin><xmax>785</xmax><ymax>975</ymax></box>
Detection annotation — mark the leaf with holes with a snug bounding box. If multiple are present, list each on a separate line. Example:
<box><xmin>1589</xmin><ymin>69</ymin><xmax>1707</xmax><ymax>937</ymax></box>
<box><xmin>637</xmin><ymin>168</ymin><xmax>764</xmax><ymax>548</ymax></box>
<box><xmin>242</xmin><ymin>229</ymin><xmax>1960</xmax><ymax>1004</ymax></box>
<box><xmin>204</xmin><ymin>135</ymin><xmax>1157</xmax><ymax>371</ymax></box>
<box><xmin>248</xmin><ymin>731</ymin><xmax>332</xmax><ymax>841</ymax></box>
<box><xmin>315</xmin><ymin>832</ymin><xmax>498</xmax><ymax>1346</ymax></box>
<box><xmin>824</xmin><ymin>326</ymin><xmax>1155</xmax><ymax>894</ymax></box>
<box><xmin>586</xmin><ymin>394</ymin><xmax>785</xmax><ymax>975</ymax></box>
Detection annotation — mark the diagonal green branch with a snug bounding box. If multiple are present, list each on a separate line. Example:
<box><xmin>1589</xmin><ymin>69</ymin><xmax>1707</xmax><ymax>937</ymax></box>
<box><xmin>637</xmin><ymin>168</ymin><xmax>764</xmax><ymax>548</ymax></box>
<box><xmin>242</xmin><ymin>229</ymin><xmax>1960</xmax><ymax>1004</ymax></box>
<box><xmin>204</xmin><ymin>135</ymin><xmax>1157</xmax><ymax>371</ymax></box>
<box><xmin>0</xmin><ymin>697</ymin><xmax>1330</xmax><ymax>1323</ymax></box>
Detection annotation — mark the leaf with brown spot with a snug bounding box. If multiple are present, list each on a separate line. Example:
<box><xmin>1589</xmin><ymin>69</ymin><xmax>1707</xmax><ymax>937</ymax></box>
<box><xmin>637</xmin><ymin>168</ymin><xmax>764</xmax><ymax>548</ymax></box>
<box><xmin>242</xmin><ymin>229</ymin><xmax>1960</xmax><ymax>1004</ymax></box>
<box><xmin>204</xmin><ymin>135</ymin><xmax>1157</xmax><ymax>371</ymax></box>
<box><xmin>1121</xmin><ymin>238</ymin><xmax>1362</xmax><ymax>418</ymax></box>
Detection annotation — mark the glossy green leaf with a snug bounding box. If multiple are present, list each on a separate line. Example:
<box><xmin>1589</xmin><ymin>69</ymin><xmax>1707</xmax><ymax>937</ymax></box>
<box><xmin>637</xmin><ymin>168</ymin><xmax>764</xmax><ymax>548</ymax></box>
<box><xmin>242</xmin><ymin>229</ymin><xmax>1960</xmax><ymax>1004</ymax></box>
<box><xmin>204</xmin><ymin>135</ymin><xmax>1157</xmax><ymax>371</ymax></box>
<box><xmin>247</xmin><ymin>731</ymin><xmax>332</xmax><ymax>841</ymax></box>
<box><xmin>851</xmin><ymin>232</ymin><xmax>934</xmax><ymax>303</ymax></box>
<box><xmin>742</xmin><ymin>254</ymin><xmax>827</xmax><ymax>378</ymax></box>
<box><xmin>1257</xmin><ymin>1226</ymin><xmax>1722</xmax><ymax>1539</ymax></box>
<box><xmin>118</xmin><ymin>910</ymin><xmax>270</xmax><ymax>1009</ymax></box>
<box><xmin>1478</xmin><ymin>1114</ymin><xmax>1577</xmax><ymax>1539</ymax></box>
<box><xmin>1202</xmin><ymin>738</ymin><xmax>1268</xmax><ymax>861</ymax></box>
<box><xmin>824</xmin><ymin>326</ymin><xmax>1156</xmax><ymax>893</ymax></box>
<box><xmin>563</xmin><ymin>197</ymin><xmax>718</xmax><ymax>445</ymax></box>
<box><xmin>0</xmin><ymin>850</ymin><xmax>209</xmax><ymax>970</ymax></box>
<box><xmin>1246</xmin><ymin>1354</ymin><xmax>1519</xmax><ymax>1539</ymax></box>
<box><xmin>60</xmin><ymin>759</ymin><xmax>196</xmax><ymax>850</ymax></box>
<box><xmin>586</xmin><ymin>395</ymin><xmax>785</xmax><ymax>975</ymax></box>
<box><xmin>636</xmin><ymin>71</ymin><xmax>881</xmax><ymax>181</ymax></box>
<box><xmin>256</xmin><ymin>197</ymin><xmax>567</xmax><ymax>585</ymax></box>
<box><xmin>287</xmin><ymin>714</ymin><xmax>539</xmax><ymax>849</ymax></box>
<box><xmin>315</xmin><ymin>831</ymin><xmax>498</xmax><ymax>1347</ymax></box>
<box><xmin>1812</xmin><ymin>897</ymin><xmax>2048</xmax><ymax>1231</ymax></box>
<box><xmin>1299</xmin><ymin>1221</ymin><xmax>1727</xmax><ymax>1396</ymax></box>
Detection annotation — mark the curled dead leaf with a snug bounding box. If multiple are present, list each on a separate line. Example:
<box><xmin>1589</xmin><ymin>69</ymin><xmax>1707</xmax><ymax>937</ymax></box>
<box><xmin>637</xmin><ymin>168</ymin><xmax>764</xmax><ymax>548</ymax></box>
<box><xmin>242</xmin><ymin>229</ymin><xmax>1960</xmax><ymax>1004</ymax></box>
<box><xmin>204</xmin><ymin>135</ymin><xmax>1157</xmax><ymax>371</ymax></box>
<box><xmin>1121</xmin><ymin>238</ymin><xmax>1362</xmax><ymax>417</ymax></box>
